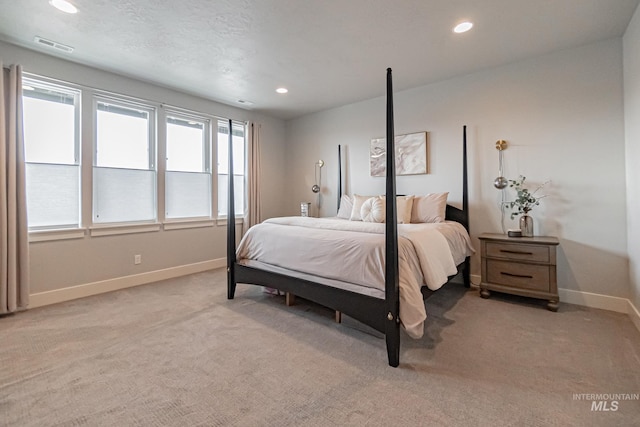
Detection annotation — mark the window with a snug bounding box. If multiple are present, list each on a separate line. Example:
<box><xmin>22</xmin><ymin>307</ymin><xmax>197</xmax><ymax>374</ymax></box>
<box><xmin>22</xmin><ymin>73</ymin><xmax>245</xmax><ymax>235</ymax></box>
<box><xmin>22</xmin><ymin>79</ymin><xmax>80</xmax><ymax>229</ymax></box>
<box><xmin>93</xmin><ymin>98</ymin><xmax>156</xmax><ymax>223</ymax></box>
<box><xmin>165</xmin><ymin>114</ymin><xmax>211</xmax><ymax>219</ymax></box>
<box><xmin>217</xmin><ymin>121</ymin><xmax>245</xmax><ymax>218</ymax></box>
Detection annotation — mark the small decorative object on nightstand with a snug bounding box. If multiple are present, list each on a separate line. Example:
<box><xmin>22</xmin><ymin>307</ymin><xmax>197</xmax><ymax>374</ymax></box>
<box><xmin>300</xmin><ymin>202</ymin><xmax>311</xmax><ymax>217</ymax></box>
<box><xmin>506</xmin><ymin>175</ymin><xmax>549</xmax><ymax>237</ymax></box>
<box><xmin>479</xmin><ymin>233</ymin><xmax>560</xmax><ymax>311</ymax></box>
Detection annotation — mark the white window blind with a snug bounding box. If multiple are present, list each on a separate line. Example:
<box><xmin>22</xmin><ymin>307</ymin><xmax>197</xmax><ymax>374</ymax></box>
<box><xmin>166</xmin><ymin>171</ymin><xmax>211</xmax><ymax>218</ymax></box>
<box><xmin>26</xmin><ymin>163</ymin><xmax>79</xmax><ymax>228</ymax></box>
<box><xmin>93</xmin><ymin>168</ymin><xmax>156</xmax><ymax>223</ymax></box>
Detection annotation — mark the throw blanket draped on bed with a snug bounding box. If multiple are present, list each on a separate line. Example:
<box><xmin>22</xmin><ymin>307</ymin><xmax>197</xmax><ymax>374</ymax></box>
<box><xmin>236</xmin><ymin>216</ymin><xmax>474</xmax><ymax>338</ymax></box>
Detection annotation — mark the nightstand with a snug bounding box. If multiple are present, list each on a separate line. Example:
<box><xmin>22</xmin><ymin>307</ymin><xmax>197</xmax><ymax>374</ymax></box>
<box><xmin>479</xmin><ymin>233</ymin><xmax>560</xmax><ymax>311</ymax></box>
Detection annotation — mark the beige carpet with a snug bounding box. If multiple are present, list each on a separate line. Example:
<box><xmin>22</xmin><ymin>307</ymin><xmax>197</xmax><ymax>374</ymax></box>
<box><xmin>1</xmin><ymin>268</ymin><xmax>639</xmax><ymax>426</ymax></box>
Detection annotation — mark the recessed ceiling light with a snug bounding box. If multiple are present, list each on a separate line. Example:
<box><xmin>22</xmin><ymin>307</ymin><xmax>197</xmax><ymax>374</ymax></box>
<box><xmin>49</xmin><ymin>0</ymin><xmax>78</xmax><ymax>14</ymax></box>
<box><xmin>276</xmin><ymin>87</ymin><xmax>288</xmax><ymax>94</ymax></box>
<box><xmin>237</xmin><ymin>99</ymin><xmax>254</xmax><ymax>106</ymax></box>
<box><xmin>453</xmin><ymin>21</ymin><xmax>473</xmax><ymax>33</ymax></box>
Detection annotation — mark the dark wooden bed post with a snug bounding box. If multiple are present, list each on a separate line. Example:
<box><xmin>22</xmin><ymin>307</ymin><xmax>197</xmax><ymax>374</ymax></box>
<box><xmin>385</xmin><ymin>68</ymin><xmax>401</xmax><ymax>367</ymax></box>
<box><xmin>227</xmin><ymin>119</ymin><xmax>237</xmax><ymax>300</ymax></box>
<box><xmin>337</xmin><ymin>145</ymin><xmax>342</xmax><ymax>213</ymax></box>
<box><xmin>462</xmin><ymin>125</ymin><xmax>470</xmax><ymax>288</ymax></box>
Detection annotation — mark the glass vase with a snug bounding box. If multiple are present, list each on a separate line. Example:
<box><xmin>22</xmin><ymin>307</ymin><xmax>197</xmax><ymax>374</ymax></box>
<box><xmin>519</xmin><ymin>214</ymin><xmax>534</xmax><ymax>237</ymax></box>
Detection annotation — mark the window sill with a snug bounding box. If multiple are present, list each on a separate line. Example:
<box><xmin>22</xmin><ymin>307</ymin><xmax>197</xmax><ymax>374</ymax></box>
<box><xmin>90</xmin><ymin>222</ymin><xmax>161</xmax><ymax>237</ymax></box>
<box><xmin>216</xmin><ymin>216</ymin><xmax>245</xmax><ymax>227</ymax></box>
<box><xmin>29</xmin><ymin>228</ymin><xmax>86</xmax><ymax>243</ymax></box>
<box><xmin>27</xmin><ymin>217</ymin><xmax>239</xmax><ymax>241</ymax></box>
<box><xmin>163</xmin><ymin>219</ymin><xmax>215</xmax><ymax>231</ymax></box>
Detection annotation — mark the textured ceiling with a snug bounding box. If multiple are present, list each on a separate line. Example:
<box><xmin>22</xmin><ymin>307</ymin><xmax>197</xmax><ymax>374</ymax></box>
<box><xmin>0</xmin><ymin>0</ymin><xmax>638</xmax><ymax>120</ymax></box>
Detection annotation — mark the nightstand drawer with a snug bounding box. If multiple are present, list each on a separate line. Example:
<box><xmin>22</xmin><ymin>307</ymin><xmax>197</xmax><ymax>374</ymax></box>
<box><xmin>485</xmin><ymin>242</ymin><xmax>550</xmax><ymax>263</ymax></box>
<box><xmin>486</xmin><ymin>260</ymin><xmax>550</xmax><ymax>292</ymax></box>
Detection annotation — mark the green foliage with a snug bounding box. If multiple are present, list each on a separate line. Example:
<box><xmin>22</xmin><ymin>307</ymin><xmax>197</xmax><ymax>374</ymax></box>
<box><xmin>507</xmin><ymin>175</ymin><xmax>548</xmax><ymax>219</ymax></box>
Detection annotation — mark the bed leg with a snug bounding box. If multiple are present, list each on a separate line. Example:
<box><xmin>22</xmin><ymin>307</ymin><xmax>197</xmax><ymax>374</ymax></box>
<box><xmin>227</xmin><ymin>284</ymin><xmax>236</xmax><ymax>299</ymax></box>
<box><xmin>335</xmin><ymin>311</ymin><xmax>342</xmax><ymax>323</ymax></box>
<box><xmin>463</xmin><ymin>257</ymin><xmax>471</xmax><ymax>288</ymax></box>
<box><xmin>286</xmin><ymin>293</ymin><xmax>296</xmax><ymax>306</ymax></box>
<box><xmin>385</xmin><ymin>318</ymin><xmax>400</xmax><ymax>367</ymax></box>
<box><xmin>227</xmin><ymin>267</ymin><xmax>236</xmax><ymax>299</ymax></box>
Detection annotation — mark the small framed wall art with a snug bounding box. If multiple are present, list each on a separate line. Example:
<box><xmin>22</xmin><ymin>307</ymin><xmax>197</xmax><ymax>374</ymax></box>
<box><xmin>370</xmin><ymin>131</ymin><xmax>427</xmax><ymax>177</ymax></box>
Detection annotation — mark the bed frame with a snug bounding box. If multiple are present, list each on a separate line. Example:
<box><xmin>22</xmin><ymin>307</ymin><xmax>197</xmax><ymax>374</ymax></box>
<box><xmin>227</xmin><ymin>69</ymin><xmax>469</xmax><ymax>367</ymax></box>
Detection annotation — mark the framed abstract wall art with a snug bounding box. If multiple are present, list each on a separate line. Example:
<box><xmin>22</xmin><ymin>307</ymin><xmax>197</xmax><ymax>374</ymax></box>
<box><xmin>370</xmin><ymin>131</ymin><xmax>427</xmax><ymax>177</ymax></box>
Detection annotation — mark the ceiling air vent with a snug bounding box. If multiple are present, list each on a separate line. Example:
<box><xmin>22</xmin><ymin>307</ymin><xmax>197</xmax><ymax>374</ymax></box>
<box><xmin>34</xmin><ymin>36</ymin><xmax>74</xmax><ymax>53</ymax></box>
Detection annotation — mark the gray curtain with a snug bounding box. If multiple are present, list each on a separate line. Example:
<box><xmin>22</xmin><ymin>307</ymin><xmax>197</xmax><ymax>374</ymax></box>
<box><xmin>1</xmin><ymin>62</ymin><xmax>29</xmax><ymax>314</ymax></box>
<box><xmin>243</xmin><ymin>122</ymin><xmax>261</xmax><ymax>235</ymax></box>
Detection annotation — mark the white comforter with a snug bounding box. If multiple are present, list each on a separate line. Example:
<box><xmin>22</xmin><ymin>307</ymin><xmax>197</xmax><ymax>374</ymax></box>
<box><xmin>236</xmin><ymin>216</ymin><xmax>474</xmax><ymax>338</ymax></box>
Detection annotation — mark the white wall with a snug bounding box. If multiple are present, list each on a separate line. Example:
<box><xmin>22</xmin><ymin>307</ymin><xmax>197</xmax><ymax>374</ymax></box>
<box><xmin>286</xmin><ymin>38</ymin><xmax>630</xmax><ymax>299</ymax></box>
<box><xmin>624</xmin><ymin>4</ymin><xmax>640</xmax><ymax>311</ymax></box>
<box><xmin>2</xmin><ymin>34</ymin><xmax>633</xmax><ymax>305</ymax></box>
<box><xmin>1</xmin><ymin>41</ymin><xmax>287</xmax><ymax>295</ymax></box>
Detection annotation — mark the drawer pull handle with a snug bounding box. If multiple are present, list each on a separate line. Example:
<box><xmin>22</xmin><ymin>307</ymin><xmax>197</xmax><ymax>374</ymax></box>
<box><xmin>501</xmin><ymin>272</ymin><xmax>533</xmax><ymax>279</ymax></box>
<box><xmin>500</xmin><ymin>249</ymin><xmax>533</xmax><ymax>255</ymax></box>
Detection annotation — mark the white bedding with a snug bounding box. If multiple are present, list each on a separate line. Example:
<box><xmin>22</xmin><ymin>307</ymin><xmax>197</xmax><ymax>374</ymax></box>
<box><xmin>236</xmin><ymin>216</ymin><xmax>475</xmax><ymax>338</ymax></box>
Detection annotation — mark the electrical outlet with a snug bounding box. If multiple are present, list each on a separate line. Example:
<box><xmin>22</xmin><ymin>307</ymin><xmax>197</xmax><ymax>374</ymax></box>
<box><xmin>134</xmin><ymin>254</ymin><xmax>142</xmax><ymax>265</ymax></box>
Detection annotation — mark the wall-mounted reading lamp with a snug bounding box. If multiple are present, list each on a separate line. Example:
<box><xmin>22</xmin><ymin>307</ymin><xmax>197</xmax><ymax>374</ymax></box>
<box><xmin>494</xmin><ymin>140</ymin><xmax>508</xmax><ymax>189</ymax></box>
<box><xmin>312</xmin><ymin>159</ymin><xmax>324</xmax><ymax>193</ymax></box>
<box><xmin>311</xmin><ymin>160</ymin><xmax>324</xmax><ymax>214</ymax></box>
<box><xmin>494</xmin><ymin>140</ymin><xmax>509</xmax><ymax>233</ymax></box>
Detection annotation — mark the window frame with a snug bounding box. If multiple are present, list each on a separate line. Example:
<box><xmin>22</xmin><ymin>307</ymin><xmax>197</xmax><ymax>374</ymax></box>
<box><xmin>22</xmin><ymin>76</ymin><xmax>82</xmax><ymax>231</ymax></box>
<box><xmin>92</xmin><ymin>94</ymin><xmax>158</xmax><ymax>225</ymax></box>
<box><xmin>21</xmin><ymin>72</ymin><xmax>248</xmax><ymax>240</ymax></box>
<box><xmin>216</xmin><ymin>120</ymin><xmax>247</xmax><ymax>220</ymax></box>
<box><xmin>164</xmin><ymin>110</ymin><xmax>213</xmax><ymax>220</ymax></box>
<box><xmin>165</xmin><ymin>112</ymin><xmax>211</xmax><ymax>174</ymax></box>
<box><xmin>93</xmin><ymin>95</ymin><xmax>157</xmax><ymax>171</ymax></box>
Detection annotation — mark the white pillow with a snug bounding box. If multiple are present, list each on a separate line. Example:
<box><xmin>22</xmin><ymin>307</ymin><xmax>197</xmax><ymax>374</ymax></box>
<box><xmin>396</xmin><ymin>195</ymin><xmax>414</xmax><ymax>224</ymax></box>
<box><xmin>350</xmin><ymin>194</ymin><xmax>374</xmax><ymax>221</ymax></box>
<box><xmin>411</xmin><ymin>192</ymin><xmax>449</xmax><ymax>223</ymax></box>
<box><xmin>336</xmin><ymin>195</ymin><xmax>353</xmax><ymax>219</ymax></box>
<box><xmin>379</xmin><ymin>195</ymin><xmax>414</xmax><ymax>224</ymax></box>
<box><xmin>361</xmin><ymin>196</ymin><xmax>385</xmax><ymax>223</ymax></box>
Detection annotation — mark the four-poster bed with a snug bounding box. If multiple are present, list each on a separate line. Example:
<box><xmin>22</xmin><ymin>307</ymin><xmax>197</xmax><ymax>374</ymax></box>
<box><xmin>227</xmin><ymin>69</ymin><xmax>470</xmax><ymax>367</ymax></box>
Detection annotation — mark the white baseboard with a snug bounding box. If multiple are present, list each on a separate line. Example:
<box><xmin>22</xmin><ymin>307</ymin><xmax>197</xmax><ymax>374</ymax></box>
<box><xmin>470</xmin><ymin>274</ymin><xmax>481</xmax><ymax>287</ymax></box>
<box><xmin>558</xmin><ymin>288</ymin><xmax>629</xmax><ymax>313</ymax></box>
<box><xmin>29</xmin><ymin>258</ymin><xmax>225</xmax><ymax>309</ymax></box>
<box><xmin>28</xmin><ymin>265</ymin><xmax>640</xmax><ymax>335</ymax></box>
<box><xmin>470</xmin><ymin>273</ymin><xmax>640</xmax><ymax>333</ymax></box>
<box><xmin>628</xmin><ymin>299</ymin><xmax>640</xmax><ymax>334</ymax></box>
